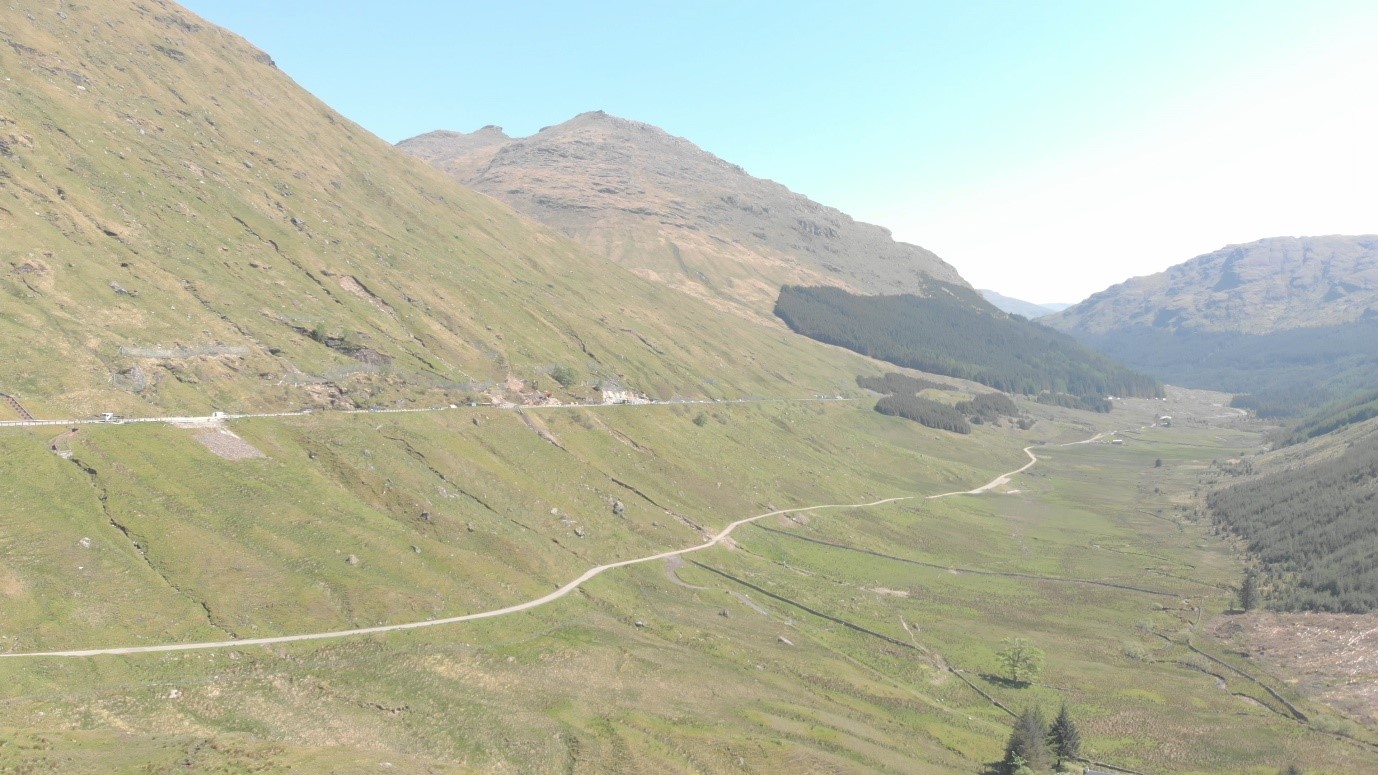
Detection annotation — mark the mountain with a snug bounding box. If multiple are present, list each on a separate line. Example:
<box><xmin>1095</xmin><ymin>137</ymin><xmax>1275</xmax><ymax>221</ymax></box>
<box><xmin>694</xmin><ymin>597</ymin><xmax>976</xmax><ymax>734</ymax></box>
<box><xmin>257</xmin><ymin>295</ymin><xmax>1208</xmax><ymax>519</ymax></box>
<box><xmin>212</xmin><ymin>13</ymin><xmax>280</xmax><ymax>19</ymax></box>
<box><xmin>401</xmin><ymin>115</ymin><xmax>1159</xmax><ymax>399</ymax></box>
<box><xmin>978</xmin><ymin>289</ymin><xmax>1062</xmax><ymax>318</ymax></box>
<box><xmin>1047</xmin><ymin>236</ymin><xmax>1378</xmax><ymax>334</ymax></box>
<box><xmin>0</xmin><ymin>3</ymin><xmax>1084</xmax><ymax>771</ymax></box>
<box><xmin>0</xmin><ymin>11</ymin><xmax>886</xmax><ymax>420</ymax></box>
<box><xmin>1044</xmin><ymin>236</ymin><xmax>1378</xmax><ymax>415</ymax></box>
<box><xmin>399</xmin><ymin>113</ymin><xmax>967</xmax><ymax>320</ymax></box>
<box><xmin>2</xmin><ymin>4</ymin><xmax>1367</xmax><ymax>773</ymax></box>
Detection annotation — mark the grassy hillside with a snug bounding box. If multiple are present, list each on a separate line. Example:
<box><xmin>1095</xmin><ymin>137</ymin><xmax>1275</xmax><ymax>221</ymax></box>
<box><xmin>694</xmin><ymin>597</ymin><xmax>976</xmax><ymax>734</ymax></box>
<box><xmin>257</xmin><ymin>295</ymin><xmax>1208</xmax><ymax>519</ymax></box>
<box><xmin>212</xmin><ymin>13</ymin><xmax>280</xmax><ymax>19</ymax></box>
<box><xmin>0</xmin><ymin>2</ymin><xmax>1373</xmax><ymax>772</ymax></box>
<box><xmin>4</xmin><ymin>395</ymin><xmax>1375</xmax><ymax>773</ymax></box>
<box><xmin>0</xmin><ymin>0</ymin><xmax>883</xmax><ymax>419</ymax></box>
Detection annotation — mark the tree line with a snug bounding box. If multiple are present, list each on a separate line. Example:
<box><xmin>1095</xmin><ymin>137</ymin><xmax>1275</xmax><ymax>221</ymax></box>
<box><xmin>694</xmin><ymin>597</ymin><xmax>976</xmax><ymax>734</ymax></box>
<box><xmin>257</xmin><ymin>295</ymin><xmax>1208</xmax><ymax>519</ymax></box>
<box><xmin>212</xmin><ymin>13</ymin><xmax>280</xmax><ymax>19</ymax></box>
<box><xmin>856</xmin><ymin>373</ymin><xmax>950</xmax><ymax>395</ymax></box>
<box><xmin>875</xmin><ymin>393</ymin><xmax>971</xmax><ymax>434</ymax></box>
<box><xmin>1209</xmin><ymin>431</ymin><xmax>1378</xmax><ymax>612</ymax></box>
<box><xmin>858</xmin><ymin>373</ymin><xmax>1025</xmax><ymax>435</ymax></box>
<box><xmin>1273</xmin><ymin>388</ymin><xmax>1378</xmax><ymax>446</ymax></box>
<box><xmin>774</xmin><ymin>284</ymin><xmax>1161</xmax><ymax>401</ymax></box>
<box><xmin>1033</xmin><ymin>391</ymin><xmax>1112</xmax><ymax>414</ymax></box>
<box><xmin>1068</xmin><ymin>319</ymin><xmax>1378</xmax><ymax>418</ymax></box>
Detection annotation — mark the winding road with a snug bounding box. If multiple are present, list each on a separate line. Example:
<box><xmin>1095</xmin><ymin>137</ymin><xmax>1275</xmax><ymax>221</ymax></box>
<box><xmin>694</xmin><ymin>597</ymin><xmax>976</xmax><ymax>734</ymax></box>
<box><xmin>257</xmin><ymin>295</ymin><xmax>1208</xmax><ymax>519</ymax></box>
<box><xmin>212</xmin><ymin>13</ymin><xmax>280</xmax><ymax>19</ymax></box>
<box><xmin>0</xmin><ymin>396</ymin><xmax>852</xmax><ymax>429</ymax></box>
<box><xmin>1</xmin><ymin>435</ymin><xmax>1097</xmax><ymax>659</ymax></box>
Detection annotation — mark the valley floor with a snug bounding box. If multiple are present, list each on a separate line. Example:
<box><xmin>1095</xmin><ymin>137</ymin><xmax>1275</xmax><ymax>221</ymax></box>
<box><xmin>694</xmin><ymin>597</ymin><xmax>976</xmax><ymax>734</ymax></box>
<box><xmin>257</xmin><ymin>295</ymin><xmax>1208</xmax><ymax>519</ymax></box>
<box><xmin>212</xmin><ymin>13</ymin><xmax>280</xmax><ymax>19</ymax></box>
<box><xmin>0</xmin><ymin>391</ymin><xmax>1373</xmax><ymax>773</ymax></box>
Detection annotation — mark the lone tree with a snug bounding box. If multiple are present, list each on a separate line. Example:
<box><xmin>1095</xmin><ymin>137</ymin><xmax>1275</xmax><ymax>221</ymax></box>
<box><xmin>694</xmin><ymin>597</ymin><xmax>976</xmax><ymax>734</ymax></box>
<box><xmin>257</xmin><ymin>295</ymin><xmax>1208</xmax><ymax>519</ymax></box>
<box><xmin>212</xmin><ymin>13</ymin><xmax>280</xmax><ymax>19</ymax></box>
<box><xmin>1239</xmin><ymin>568</ymin><xmax>1261</xmax><ymax>612</ymax></box>
<box><xmin>1003</xmin><ymin>705</ymin><xmax>1052</xmax><ymax>773</ymax></box>
<box><xmin>997</xmin><ymin>637</ymin><xmax>1045</xmax><ymax>685</ymax></box>
<box><xmin>1049</xmin><ymin>702</ymin><xmax>1082</xmax><ymax>767</ymax></box>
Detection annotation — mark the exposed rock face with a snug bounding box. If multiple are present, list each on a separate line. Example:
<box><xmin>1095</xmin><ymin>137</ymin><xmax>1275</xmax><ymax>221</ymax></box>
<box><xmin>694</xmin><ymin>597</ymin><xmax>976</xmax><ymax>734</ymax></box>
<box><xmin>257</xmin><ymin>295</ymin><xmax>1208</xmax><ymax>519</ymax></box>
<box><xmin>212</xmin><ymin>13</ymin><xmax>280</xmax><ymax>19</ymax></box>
<box><xmin>399</xmin><ymin>112</ymin><xmax>968</xmax><ymax>319</ymax></box>
<box><xmin>1046</xmin><ymin>236</ymin><xmax>1378</xmax><ymax>335</ymax></box>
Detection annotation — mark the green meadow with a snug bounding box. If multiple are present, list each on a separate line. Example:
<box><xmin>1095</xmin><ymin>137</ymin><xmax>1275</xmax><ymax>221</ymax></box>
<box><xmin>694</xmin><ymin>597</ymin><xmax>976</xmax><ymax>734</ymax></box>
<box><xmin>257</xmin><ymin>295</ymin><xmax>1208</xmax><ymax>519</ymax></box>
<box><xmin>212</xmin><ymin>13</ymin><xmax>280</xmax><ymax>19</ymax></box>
<box><xmin>1</xmin><ymin>394</ymin><xmax>1371</xmax><ymax>773</ymax></box>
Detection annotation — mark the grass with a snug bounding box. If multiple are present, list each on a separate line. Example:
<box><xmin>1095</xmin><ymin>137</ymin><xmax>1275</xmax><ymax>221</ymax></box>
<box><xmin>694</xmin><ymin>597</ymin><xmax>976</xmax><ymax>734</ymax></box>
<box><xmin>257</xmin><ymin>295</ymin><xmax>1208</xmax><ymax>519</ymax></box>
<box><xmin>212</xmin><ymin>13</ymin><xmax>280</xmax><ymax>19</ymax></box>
<box><xmin>0</xmin><ymin>393</ymin><xmax>1373</xmax><ymax>772</ymax></box>
<box><xmin>0</xmin><ymin>4</ymin><xmax>1368</xmax><ymax>771</ymax></box>
<box><xmin>2</xmin><ymin>0</ymin><xmax>893</xmax><ymax>420</ymax></box>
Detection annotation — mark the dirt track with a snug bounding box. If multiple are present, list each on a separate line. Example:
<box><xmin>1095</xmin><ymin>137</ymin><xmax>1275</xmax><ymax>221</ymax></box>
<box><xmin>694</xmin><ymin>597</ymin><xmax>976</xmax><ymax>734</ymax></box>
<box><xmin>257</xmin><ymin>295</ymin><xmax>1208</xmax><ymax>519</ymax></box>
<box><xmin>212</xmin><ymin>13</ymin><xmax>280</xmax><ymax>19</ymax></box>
<box><xmin>0</xmin><ymin>433</ymin><xmax>1096</xmax><ymax>659</ymax></box>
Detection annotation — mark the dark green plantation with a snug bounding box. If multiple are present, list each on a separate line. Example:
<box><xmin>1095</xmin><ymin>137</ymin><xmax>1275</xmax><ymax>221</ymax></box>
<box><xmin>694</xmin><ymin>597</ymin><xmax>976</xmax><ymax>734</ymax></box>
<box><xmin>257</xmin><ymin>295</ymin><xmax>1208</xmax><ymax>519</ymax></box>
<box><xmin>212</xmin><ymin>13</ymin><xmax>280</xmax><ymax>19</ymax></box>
<box><xmin>775</xmin><ymin>284</ymin><xmax>1161</xmax><ymax>400</ymax></box>
<box><xmin>1070</xmin><ymin>320</ymin><xmax>1378</xmax><ymax>418</ymax></box>
<box><xmin>1210</xmin><ymin>429</ymin><xmax>1378</xmax><ymax>612</ymax></box>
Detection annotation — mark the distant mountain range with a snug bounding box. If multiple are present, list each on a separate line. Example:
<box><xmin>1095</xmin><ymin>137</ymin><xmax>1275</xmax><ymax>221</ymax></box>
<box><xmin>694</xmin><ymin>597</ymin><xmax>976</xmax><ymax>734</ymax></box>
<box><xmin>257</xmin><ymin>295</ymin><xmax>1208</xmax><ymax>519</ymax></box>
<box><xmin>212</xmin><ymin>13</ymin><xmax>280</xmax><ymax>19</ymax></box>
<box><xmin>399</xmin><ymin>113</ymin><xmax>967</xmax><ymax>321</ymax></box>
<box><xmin>978</xmin><ymin>290</ymin><xmax>1069</xmax><ymax>318</ymax></box>
<box><xmin>1044</xmin><ymin>235</ymin><xmax>1378</xmax><ymax>415</ymax></box>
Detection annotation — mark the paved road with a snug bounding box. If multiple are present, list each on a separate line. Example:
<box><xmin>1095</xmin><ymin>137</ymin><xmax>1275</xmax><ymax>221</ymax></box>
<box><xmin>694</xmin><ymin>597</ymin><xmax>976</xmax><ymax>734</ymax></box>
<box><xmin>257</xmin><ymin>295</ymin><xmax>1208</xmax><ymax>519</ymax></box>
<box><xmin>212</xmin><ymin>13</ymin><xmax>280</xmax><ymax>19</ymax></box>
<box><xmin>0</xmin><ymin>432</ymin><xmax>1098</xmax><ymax>659</ymax></box>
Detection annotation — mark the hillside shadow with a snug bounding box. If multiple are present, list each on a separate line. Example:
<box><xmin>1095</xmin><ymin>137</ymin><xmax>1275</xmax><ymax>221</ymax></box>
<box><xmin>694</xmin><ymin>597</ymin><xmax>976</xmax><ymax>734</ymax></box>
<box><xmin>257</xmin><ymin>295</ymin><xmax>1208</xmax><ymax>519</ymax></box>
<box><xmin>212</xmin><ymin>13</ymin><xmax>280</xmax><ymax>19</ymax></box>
<box><xmin>978</xmin><ymin>671</ymin><xmax>1029</xmax><ymax>689</ymax></box>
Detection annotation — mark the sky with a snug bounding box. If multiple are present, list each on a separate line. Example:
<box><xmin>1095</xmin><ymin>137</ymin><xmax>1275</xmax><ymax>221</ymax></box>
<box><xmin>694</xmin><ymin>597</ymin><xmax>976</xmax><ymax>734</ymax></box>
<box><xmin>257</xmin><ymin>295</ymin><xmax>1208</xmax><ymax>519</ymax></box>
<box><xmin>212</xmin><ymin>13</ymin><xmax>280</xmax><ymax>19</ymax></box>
<box><xmin>181</xmin><ymin>0</ymin><xmax>1378</xmax><ymax>304</ymax></box>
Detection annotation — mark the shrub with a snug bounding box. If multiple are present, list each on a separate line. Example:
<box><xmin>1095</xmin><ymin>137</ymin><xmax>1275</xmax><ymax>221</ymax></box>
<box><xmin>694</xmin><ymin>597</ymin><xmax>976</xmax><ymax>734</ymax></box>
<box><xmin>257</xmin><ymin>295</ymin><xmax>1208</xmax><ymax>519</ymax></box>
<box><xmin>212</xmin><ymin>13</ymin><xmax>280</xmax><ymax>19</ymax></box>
<box><xmin>549</xmin><ymin>364</ymin><xmax>579</xmax><ymax>388</ymax></box>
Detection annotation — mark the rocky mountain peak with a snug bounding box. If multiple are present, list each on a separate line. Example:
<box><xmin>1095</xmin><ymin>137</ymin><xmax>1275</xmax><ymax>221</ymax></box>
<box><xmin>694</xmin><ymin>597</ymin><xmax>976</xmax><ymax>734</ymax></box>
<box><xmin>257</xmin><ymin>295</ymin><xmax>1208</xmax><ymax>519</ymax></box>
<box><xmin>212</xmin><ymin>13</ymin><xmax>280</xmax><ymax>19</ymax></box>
<box><xmin>399</xmin><ymin>113</ymin><xmax>967</xmax><ymax>318</ymax></box>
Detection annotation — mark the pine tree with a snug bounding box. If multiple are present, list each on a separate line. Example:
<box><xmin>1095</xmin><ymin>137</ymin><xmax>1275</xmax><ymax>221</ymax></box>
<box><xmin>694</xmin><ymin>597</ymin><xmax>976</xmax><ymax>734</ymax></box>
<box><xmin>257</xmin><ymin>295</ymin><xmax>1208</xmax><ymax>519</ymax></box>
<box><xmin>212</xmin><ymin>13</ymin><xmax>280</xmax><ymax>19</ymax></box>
<box><xmin>1049</xmin><ymin>702</ymin><xmax>1082</xmax><ymax>766</ymax></box>
<box><xmin>1240</xmin><ymin>568</ymin><xmax>1261</xmax><ymax>612</ymax></box>
<box><xmin>1004</xmin><ymin>705</ymin><xmax>1052</xmax><ymax>773</ymax></box>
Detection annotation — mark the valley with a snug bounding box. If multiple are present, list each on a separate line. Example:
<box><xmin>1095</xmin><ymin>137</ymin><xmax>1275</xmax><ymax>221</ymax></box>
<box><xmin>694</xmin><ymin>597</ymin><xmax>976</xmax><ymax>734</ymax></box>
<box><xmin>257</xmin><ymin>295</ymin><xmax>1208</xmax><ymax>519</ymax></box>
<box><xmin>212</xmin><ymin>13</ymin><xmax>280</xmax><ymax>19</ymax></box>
<box><xmin>0</xmin><ymin>407</ymin><xmax>1103</xmax><ymax>660</ymax></box>
<box><xmin>3</xmin><ymin>1</ymin><xmax>1376</xmax><ymax>772</ymax></box>
<box><xmin>3</xmin><ymin>383</ymin><xmax>1376</xmax><ymax>773</ymax></box>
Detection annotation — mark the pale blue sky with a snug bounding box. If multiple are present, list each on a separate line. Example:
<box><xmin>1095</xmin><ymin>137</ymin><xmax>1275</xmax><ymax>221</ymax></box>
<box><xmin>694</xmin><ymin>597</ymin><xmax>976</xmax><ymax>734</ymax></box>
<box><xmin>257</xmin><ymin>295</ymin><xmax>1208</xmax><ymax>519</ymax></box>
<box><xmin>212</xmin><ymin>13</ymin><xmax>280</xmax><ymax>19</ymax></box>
<box><xmin>182</xmin><ymin>1</ymin><xmax>1378</xmax><ymax>303</ymax></box>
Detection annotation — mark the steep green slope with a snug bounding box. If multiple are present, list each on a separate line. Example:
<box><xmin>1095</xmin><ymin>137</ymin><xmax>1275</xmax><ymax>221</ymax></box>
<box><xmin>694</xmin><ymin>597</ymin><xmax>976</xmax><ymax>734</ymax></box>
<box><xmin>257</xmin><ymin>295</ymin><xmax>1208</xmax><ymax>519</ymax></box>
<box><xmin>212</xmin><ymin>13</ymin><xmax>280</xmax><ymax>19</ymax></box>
<box><xmin>1209</xmin><ymin>417</ymin><xmax>1378</xmax><ymax>612</ymax></box>
<box><xmin>0</xmin><ymin>3</ymin><xmax>1372</xmax><ymax>773</ymax></box>
<box><xmin>0</xmin><ymin>2</ymin><xmax>876</xmax><ymax>419</ymax></box>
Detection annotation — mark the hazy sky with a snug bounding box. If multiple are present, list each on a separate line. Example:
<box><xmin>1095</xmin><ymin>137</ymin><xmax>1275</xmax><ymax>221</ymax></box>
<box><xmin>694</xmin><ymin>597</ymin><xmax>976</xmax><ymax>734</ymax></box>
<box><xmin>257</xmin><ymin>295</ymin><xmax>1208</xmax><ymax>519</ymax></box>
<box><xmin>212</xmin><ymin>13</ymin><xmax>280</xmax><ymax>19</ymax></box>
<box><xmin>182</xmin><ymin>0</ymin><xmax>1378</xmax><ymax>304</ymax></box>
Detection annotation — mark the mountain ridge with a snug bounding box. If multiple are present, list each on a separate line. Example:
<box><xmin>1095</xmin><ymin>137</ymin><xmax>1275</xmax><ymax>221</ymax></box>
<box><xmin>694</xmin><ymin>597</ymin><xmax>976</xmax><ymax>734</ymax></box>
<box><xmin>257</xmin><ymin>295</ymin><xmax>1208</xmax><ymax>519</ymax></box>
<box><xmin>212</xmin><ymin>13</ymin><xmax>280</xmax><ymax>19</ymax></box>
<box><xmin>978</xmin><ymin>289</ymin><xmax>1064</xmax><ymax>318</ymax></box>
<box><xmin>398</xmin><ymin>112</ymin><xmax>968</xmax><ymax>320</ymax></box>
<box><xmin>1043</xmin><ymin>235</ymin><xmax>1378</xmax><ymax>414</ymax></box>
<box><xmin>1046</xmin><ymin>235</ymin><xmax>1378</xmax><ymax>335</ymax></box>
